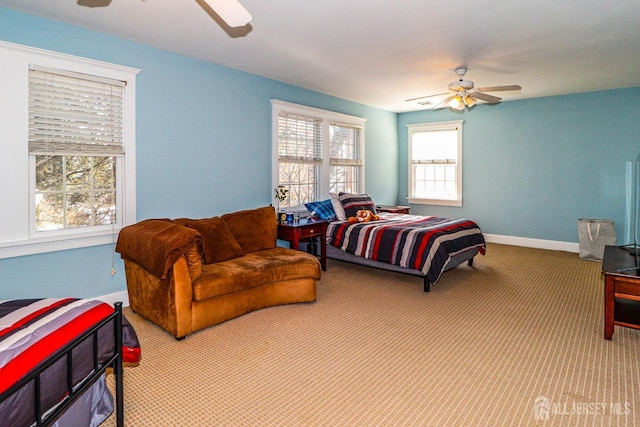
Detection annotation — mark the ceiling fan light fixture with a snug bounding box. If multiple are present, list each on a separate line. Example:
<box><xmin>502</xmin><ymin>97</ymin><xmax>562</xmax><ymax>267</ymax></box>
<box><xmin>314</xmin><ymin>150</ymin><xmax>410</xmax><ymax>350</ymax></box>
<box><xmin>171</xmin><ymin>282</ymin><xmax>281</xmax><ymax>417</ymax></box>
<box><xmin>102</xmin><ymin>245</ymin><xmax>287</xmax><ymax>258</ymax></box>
<box><xmin>449</xmin><ymin>95</ymin><xmax>464</xmax><ymax>110</ymax></box>
<box><xmin>463</xmin><ymin>95</ymin><xmax>477</xmax><ymax>107</ymax></box>
<box><xmin>203</xmin><ymin>0</ymin><xmax>253</xmax><ymax>27</ymax></box>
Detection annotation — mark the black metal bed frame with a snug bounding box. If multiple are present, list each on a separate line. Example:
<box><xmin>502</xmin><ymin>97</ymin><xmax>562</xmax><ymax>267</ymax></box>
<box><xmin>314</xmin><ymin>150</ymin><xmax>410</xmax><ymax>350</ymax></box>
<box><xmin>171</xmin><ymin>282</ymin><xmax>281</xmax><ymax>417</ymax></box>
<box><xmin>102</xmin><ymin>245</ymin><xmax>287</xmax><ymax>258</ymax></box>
<box><xmin>0</xmin><ymin>302</ymin><xmax>124</xmax><ymax>427</ymax></box>
<box><xmin>325</xmin><ymin>244</ymin><xmax>480</xmax><ymax>292</ymax></box>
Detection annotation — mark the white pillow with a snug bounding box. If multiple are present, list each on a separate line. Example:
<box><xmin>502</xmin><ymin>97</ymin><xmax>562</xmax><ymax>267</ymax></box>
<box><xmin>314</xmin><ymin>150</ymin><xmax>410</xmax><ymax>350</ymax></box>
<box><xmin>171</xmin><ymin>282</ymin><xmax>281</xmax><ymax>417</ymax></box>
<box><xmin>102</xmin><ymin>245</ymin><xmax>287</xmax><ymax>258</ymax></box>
<box><xmin>329</xmin><ymin>193</ymin><xmax>347</xmax><ymax>220</ymax></box>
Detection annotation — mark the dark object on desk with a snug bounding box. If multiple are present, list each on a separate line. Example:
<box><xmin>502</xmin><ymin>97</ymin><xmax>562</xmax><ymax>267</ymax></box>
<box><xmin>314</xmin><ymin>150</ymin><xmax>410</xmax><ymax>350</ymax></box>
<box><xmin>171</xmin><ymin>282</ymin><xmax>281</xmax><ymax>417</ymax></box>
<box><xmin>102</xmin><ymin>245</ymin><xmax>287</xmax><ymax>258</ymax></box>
<box><xmin>601</xmin><ymin>245</ymin><xmax>640</xmax><ymax>340</ymax></box>
<box><xmin>618</xmin><ymin>243</ymin><xmax>640</xmax><ymax>274</ymax></box>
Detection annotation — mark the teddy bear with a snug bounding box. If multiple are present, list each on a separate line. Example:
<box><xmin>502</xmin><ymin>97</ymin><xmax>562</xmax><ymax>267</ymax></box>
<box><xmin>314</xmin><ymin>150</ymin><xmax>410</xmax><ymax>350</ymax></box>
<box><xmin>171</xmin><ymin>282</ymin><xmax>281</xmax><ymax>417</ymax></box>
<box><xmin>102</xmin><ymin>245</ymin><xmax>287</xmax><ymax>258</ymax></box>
<box><xmin>347</xmin><ymin>209</ymin><xmax>380</xmax><ymax>223</ymax></box>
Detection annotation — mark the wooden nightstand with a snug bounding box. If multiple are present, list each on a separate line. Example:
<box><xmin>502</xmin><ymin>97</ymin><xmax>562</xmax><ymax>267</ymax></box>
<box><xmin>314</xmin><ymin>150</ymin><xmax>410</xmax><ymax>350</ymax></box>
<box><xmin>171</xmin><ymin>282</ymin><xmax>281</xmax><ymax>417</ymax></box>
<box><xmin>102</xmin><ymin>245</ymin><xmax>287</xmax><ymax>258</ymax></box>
<box><xmin>277</xmin><ymin>218</ymin><xmax>328</xmax><ymax>271</ymax></box>
<box><xmin>376</xmin><ymin>205</ymin><xmax>411</xmax><ymax>214</ymax></box>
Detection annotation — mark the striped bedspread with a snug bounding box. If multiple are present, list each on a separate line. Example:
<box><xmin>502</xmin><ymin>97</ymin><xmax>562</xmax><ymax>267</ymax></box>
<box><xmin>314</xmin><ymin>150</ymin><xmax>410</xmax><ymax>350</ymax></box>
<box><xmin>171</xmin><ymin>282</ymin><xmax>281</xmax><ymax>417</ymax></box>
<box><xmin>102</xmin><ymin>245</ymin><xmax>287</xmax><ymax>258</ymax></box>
<box><xmin>0</xmin><ymin>298</ymin><xmax>140</xmax><ymax>396</ymax></box>
<box><xmin>327</xmin><ymin>213</ymin><xmax>486</xmax><ymax>284</ymax></box>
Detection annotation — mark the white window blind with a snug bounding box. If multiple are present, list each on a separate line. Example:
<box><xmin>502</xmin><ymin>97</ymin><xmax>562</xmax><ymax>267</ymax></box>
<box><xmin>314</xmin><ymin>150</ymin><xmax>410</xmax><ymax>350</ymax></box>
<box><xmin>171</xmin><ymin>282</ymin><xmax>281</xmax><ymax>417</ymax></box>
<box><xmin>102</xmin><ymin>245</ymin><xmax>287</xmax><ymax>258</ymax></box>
<box><xmin>330</xmin><ymin>121</ymin><xmax>361</xmax><ymax>165</ymax></box>
<box><xmin>28</xmin><ymin>66</ymin><xmax>125</xmax><ymax>156</ymax></box>
<box><xmin>277</xmin><ymin>112</ymin><xmax>322</xmax><ymax>163</ymax></box>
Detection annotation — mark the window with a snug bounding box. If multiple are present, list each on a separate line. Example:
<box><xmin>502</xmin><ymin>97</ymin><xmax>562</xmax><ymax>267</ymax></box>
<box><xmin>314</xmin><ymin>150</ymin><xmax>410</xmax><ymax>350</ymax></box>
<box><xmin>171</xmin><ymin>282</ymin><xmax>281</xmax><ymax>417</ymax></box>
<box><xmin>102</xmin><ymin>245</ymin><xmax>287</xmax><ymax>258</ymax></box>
<box><xmin>330</xmin><ymin>122</ymin><xmax>362</xmax><ymax>194</ymax></box>
<box><xmin>272</xmin><ymin>100</ymin><xmax>366</xmax><ymax>209</ymax></box>
<box><xmin>30</xmin><ymin>67</ymin><xmax>124</xmax><ymax>234</ymax></box>
<box><xmin>0</xmin><ymin>41</ymin><xmax>139</xmax><ymax>259</ymax></box>
<box><xmin>408</xmin><ymin>121</ymin><xmax>463</xmax><ymax>206</ymax></box>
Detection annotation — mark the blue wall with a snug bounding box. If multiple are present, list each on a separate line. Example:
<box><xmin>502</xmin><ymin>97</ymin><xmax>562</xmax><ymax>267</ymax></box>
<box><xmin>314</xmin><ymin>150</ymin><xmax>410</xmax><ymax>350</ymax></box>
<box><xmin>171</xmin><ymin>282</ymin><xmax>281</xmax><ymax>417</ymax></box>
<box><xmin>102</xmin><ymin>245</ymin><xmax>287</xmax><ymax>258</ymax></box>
<box><xmin>0</xmin><ymin>8</ymin><xmax>397</xmax><ymax>299</ymax></box>
<box><xmin>398</xmin><ymin>90</ymin><xmax>640</xmax><ymax>243</ymax></box>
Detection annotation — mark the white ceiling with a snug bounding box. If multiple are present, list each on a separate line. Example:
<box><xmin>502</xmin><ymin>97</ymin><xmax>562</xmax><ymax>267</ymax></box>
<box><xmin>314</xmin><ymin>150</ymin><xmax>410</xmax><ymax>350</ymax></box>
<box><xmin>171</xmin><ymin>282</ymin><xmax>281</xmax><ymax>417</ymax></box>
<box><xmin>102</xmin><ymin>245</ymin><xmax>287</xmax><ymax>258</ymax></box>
<box><xmin>2</xmin><ymin>0</ymin><xmax>640</xmax><ymax>112</ymax></box>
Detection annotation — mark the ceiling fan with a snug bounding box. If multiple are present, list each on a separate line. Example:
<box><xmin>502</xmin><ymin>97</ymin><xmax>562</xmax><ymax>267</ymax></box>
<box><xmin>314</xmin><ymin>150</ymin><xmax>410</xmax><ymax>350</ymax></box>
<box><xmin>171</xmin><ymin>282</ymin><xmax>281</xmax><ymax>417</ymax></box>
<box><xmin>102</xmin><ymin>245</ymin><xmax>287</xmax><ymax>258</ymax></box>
<box><xmin>78</xmin><ymin>0</ymin><xmax>253</xmax><ymax>28</ymax></box>
<box><xmin>406</xmin><ymin>67</ymin><xmax>521</xmax><ymax>110</ymax></box>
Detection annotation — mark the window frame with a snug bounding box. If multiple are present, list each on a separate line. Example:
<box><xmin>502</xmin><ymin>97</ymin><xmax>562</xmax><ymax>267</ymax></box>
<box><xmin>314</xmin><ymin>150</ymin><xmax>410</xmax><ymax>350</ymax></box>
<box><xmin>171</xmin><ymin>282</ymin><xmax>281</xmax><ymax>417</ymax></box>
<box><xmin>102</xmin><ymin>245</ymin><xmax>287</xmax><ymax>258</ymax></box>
<box><xmin>0</xmin><ymin>41</ymin><xmax>139</xmax><ymax>259</ymax></box>
<box><xmin>271</xmin><ymin>100</ymin><xmax>366</xmax><ymax>210</ymax></box>
<box><xmin>407</xmin><ymin>120</ymin><xmax>463</xmax><ymax>207</ymax></box>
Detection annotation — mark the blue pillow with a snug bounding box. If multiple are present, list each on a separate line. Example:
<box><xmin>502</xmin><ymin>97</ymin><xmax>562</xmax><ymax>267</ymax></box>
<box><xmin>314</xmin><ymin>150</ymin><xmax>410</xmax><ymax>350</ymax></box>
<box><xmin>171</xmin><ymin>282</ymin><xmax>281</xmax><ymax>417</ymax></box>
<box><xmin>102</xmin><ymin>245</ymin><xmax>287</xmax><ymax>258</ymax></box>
<box><xmin>304</xmin><ymin>199</ymin><xmax>336</xmax><ymax>220</ymax></box>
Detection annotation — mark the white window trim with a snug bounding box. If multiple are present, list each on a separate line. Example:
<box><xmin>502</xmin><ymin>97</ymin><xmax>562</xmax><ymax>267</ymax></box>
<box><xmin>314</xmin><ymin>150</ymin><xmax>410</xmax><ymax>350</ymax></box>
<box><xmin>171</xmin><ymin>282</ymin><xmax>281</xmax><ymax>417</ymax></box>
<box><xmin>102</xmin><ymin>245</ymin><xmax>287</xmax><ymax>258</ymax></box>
<box><xmin>0</xmin><ymin>41</ymin><xmax>139</xmax><ymax>259</ymax></box>
<box><xmin>407</xmin><ymin>120</ymin><xmax>463</xmax><ymax>207</ymax></box>
<box><xmin>271</xmin><ymin>100</ymin><xmax>366</xmax><ymax>209</ymax></box>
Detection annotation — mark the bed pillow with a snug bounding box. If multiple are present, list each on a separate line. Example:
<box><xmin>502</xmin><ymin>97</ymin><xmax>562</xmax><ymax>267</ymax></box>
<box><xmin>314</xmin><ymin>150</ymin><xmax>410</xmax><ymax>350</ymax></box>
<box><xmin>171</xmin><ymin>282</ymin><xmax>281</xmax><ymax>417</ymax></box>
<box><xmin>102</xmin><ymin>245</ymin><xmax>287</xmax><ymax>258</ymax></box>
<box><xmin>176</xmin><ymin>217</ymin><xmax>245</xmax><ymax>264</ymax></box>
<box><xmin>329</xmin><ymin>193</ymin><xmax>347</xmax><ymax>221</ymax></box>
<box><xmin>304</xmin><ymin>199</ymin><xmax>336</xmax><ymax>220</ymax></box>
<box><xmin>339</xmin><ymin>192</ymin><xmax>377</xmax><ymax>219</ymax></box>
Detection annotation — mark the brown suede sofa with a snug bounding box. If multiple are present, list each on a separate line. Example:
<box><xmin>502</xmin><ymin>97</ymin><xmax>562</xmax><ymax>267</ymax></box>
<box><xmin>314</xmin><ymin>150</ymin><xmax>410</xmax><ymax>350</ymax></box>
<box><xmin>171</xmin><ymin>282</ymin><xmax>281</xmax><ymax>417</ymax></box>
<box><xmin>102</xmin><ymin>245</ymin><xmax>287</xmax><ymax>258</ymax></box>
<box><xmin>115</xmin><ymin>206</ymin><xmax>321</xmax><ymax>339</ymax></box>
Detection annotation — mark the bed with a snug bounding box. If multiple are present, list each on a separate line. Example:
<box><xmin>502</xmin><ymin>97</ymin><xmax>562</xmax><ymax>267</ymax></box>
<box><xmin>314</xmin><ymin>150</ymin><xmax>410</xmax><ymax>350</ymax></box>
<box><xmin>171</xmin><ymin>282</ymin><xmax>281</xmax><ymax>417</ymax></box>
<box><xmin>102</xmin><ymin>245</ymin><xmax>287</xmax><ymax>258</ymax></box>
<box><xmin>325</xmin><ymin>212</ymin><xmax>486</xmax><ymax>291</ymax></box>
<box><xmin>0</xmin><ymin>298</ymin><xmax>141</xmax><ymax>427</ymax></box>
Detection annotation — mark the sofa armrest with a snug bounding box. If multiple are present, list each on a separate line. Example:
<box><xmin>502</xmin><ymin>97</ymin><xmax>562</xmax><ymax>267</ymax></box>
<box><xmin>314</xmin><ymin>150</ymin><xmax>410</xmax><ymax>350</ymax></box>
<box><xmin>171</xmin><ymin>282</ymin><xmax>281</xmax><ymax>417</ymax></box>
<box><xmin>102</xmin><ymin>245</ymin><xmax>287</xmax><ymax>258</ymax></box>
<box><xmin>116</xmin><ymin>219</ymin><xmax>204</xmax><ymax>279</ymax></box>
<box><xmin>124</xmin><ymin>255</ymin><xmax>194</xmax><ymax>339</ymax></box>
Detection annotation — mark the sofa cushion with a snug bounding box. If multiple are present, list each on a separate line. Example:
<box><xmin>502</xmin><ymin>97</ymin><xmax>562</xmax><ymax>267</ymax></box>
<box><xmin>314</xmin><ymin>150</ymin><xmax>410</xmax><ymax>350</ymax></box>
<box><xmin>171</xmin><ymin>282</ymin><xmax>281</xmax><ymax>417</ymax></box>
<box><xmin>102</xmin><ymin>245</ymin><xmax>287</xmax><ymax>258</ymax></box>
<box><xmin>176</xmin><ymin>217</ymin><xmax>245</xmax><ymax>264</ymax></box>
<box><xmin>192</xmin><ymin>247</ymin><xmax>321</xmax><ymax>301</ymax></box>
<box><xmin>221</xmin><ymin>206</ymin><xmax>277</xmax><ymax>253</ymax></box>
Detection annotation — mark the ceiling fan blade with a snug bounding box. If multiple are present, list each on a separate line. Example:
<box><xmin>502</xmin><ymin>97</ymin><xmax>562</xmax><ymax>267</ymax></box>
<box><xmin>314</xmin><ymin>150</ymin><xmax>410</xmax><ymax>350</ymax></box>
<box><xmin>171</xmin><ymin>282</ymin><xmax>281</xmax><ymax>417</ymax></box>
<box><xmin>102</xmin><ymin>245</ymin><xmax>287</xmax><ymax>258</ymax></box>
<box><xmin>432</xmin><ymin>94</ymin><xmax>456</xmax><ymax>110</ymax></box>
<box><xmin>477</xmin><ymin>85</ymin><xmax>522</xmax><ymax>92</ymax></box>
<box><xmin>405</xmin><ymin>92</ymin><xmax>449</xmax><ymax>102</ymax></box>
<box><xmin>203</xmin><ymin>0</ymin><xmax>253</xmax><ymax>27</ymax></box>
<box><xmin>472</xmin><ymin>92</ymin><xmax>502</xmax><ymax>103</ymax></box>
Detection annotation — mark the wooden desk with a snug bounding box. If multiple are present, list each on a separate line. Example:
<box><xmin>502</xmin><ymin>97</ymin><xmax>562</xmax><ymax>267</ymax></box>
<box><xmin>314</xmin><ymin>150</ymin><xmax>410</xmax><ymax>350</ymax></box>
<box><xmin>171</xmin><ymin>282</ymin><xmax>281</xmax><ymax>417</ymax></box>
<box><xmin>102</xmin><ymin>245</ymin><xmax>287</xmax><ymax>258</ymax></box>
<box><xmin>602</xmin><ymin>245</ymin><xmax>640</xmax><ymax>339</ymax></box>
<box><xmin>277</xmin><ymin>218</ymin><xmax>328</xmax><ymax>271</ymax></box>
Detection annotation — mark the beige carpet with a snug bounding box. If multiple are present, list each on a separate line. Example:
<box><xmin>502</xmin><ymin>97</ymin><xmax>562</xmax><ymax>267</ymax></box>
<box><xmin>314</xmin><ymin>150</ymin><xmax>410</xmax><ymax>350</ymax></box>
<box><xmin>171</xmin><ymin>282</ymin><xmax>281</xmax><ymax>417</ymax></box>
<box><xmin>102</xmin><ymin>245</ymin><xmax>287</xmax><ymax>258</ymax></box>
<box><xmin>103</xmin><ymin>243</ymin><xmax>640</xmax><ymax>426</ymax></box>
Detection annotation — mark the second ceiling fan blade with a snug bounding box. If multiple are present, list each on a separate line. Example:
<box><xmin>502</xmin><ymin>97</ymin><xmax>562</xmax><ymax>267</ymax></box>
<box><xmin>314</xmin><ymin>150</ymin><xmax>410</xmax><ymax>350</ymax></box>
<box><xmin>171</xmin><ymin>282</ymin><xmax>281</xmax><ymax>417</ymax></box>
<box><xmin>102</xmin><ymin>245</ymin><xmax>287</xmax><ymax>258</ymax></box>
<box><xmin>472</xmin><ymin>92</ymin><xmax>502</xmax><ymax>103</ymax></box>
<box><xmin>477</xmin><ymin>85</ymin><xmax>522</xmax><ymax>92</ymax></box>
<box><xmin>432</xmin><ymin>94</ymin><xmax>457</xmax><ymax>110</ymax></box>
<box><xmin>405</xmin><ymin>92</ymin><xmax>449</xmax><ymax>102</ymax></box>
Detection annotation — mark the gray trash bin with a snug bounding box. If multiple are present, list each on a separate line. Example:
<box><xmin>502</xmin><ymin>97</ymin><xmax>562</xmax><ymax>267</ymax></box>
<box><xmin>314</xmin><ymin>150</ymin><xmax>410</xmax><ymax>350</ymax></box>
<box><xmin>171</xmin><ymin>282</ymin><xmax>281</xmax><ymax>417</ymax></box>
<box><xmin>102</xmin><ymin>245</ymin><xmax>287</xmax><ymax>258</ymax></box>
<box><xmin>577</xmin><ymin>218</ymin><xmax>616</xmax><ymax>261</ymax></box>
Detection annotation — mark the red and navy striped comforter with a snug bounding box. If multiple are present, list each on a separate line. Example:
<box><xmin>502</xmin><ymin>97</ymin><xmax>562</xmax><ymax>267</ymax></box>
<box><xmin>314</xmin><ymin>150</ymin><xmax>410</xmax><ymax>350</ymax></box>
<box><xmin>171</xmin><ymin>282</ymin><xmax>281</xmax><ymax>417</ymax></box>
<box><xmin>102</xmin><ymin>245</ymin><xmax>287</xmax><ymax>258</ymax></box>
<box><xmin>327</xmin><ymin>213</ymin><xmax>486</xmax><ymax>284</ymax></box>
<box><xmin>0</xmin><ymin>298</ymin><xmax>140</xmax><ymax>426</ymax></box>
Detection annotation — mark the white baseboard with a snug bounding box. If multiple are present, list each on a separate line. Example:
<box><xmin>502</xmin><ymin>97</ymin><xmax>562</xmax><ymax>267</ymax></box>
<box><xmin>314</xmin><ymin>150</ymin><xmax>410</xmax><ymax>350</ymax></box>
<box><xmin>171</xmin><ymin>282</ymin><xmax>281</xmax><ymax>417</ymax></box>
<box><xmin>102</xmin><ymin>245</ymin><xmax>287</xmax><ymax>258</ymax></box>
<box><xmin>95</xmin><ymin>290</ymin><xmax>129</xmax><ymax>307</ymax></box>
<box><xmin>484</xmin><ymin>233</ymin><xmax>579</xmax><ymax>253</ymax></box>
